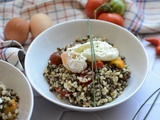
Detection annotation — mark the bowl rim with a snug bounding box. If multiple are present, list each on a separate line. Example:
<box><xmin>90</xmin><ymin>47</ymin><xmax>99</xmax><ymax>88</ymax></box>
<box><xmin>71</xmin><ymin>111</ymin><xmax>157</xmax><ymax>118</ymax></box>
<box><xmin>25</xmin><ymin>19</ymin><xmax>149</xmax><ymax>112</ymax></box>
<box><xmin>0</xmin><ymin>60</ymin><xmax>34</xmax><ymax>119</ymax></box>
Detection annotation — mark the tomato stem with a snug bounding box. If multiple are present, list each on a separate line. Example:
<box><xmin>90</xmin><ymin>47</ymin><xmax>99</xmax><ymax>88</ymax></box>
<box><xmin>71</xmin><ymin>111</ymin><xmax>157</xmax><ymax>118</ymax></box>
<box><xmin>94</xmin><ymin>3</ymin><xmax>113</xmax><ymax>19</ymax></box>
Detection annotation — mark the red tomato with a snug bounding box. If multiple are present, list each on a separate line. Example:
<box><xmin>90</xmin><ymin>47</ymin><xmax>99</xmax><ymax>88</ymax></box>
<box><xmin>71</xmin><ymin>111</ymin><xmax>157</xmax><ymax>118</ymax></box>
<box><xmin>94</xmin><ymin>61</ymin><xmax>104</xmax><ymax>69</ymax></box>
<box><xmin>55</xmin><ymin>87</ymin><xmax>71</xmax><ymax>97</ymax></box>
<box><xmin>98</xmin><ymin>13</ymin><xmax>124</xmax><ymax>26</ymax></box>
<box><xmin>85</xmin><ymin>0</ymin><xmax>105</xmax><ymax>19</ymax></box>
<box><xmin>50</xmin><ymin>52</ymin><xmax>62</xmax><ymax>65</ymax></box>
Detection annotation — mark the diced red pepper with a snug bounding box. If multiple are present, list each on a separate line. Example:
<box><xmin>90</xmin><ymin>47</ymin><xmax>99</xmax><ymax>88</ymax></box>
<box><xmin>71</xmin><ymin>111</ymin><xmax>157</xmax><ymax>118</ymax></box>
<box><xmin>55</xmin><ymin>87</ymin><xmax>72</xmax><ymax>97</ymax></box>
<box><xmin>93</xmin><ymin>61</ymin><xmax>104</xmax><ymax>69</ymax></box>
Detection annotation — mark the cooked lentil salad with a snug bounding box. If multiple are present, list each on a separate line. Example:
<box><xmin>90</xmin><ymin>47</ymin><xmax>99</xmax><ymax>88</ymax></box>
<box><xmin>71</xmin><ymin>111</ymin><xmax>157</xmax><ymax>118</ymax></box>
<box><xmin>43</xmin><ymin>35</ymin><xmax>131</xmax><ymax>107</ymax></box>
<box><xmin>0</xmin><ymin>82</ymin><xmax>19</xmax><ymax>120</ymax></box>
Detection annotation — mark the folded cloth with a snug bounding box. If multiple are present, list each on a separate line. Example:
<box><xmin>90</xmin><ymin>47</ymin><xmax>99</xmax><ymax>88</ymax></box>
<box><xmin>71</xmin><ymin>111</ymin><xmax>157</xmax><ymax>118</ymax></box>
<box><xmin>0</xmin><ymin>0</ymin><xmax>160</xmax><ymax>71</ymax></box>
<box><xmin>124</xmin><ymin>0</ymin><xmax>160</xmax><ymax>34</ymax></box>
<box><xmin>0</xmin><ymin>39</ymin><xmax>25</xmax><ymax>71</ymax></box>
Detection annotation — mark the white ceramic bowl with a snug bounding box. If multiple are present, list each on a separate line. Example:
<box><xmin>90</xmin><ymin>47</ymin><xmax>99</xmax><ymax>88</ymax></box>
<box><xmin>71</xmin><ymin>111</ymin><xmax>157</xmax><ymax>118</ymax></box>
<box><xmin>25</xmin><ymin>19</ymin><xmax>149</xmax><ymax>112</ymax></box>
<box><xmin>0</xmin><ymin>60</ymin><xmax>34</xmax><ymax>119</ymax></box>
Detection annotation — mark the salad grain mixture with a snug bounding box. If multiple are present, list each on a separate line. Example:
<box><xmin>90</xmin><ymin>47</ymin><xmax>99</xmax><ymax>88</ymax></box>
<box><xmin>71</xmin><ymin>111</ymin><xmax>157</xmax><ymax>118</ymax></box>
<box><xmin>0</xmin><ymin>82</ymin><xmax>19</xmax><ymax>120</ymax></box>
<box><xmin>43</xmin><ymin>35</ymin><xmax>131</xmax><ymax>107</ymax></box>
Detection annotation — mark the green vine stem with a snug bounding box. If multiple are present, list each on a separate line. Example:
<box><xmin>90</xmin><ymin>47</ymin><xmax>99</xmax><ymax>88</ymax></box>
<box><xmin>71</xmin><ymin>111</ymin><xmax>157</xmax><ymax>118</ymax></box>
<box><xmin>94</xmin><ymin>3</ymin><xmax>113</xmax><ymax>19</ymax></box>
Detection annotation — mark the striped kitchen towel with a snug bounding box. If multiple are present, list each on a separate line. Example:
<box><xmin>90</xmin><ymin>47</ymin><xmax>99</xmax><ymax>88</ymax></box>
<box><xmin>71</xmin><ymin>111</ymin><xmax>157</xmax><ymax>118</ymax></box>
<box><xmin>124</xmin><ymin>0</ymin><xmax>160</xmax><ymax>34</ymax></box>
<box><xmin>0</xmin><ymin>40</ymin><xmax>25</xmax><ymax>71</ymax></box>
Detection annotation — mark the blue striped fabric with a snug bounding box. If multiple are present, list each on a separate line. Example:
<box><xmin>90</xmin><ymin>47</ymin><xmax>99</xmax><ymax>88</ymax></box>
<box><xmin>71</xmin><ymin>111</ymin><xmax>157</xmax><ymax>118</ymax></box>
<box><xmin>124</xmin><ymin>0</ymin><xmax>160</xmax><ymax>34</ymax></box>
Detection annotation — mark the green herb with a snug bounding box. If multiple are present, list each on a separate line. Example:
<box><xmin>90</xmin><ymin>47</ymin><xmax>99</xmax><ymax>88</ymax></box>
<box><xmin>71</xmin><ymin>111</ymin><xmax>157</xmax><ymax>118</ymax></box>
<box><xmin>132</xmin><ymin>88</ymin><xmax>160</xmax><ymax>120</ymax></box>
<box><xmin>87</xmin><ymin>18</ymin><xmax>97</xmax><ymax>107</ymax></box>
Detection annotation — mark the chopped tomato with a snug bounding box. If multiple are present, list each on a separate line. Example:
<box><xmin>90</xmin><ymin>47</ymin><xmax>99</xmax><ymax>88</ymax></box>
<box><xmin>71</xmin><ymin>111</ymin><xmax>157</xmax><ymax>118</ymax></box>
<box><xmin>94</xmin><ymin>61</ymin><xmax>104</xmax><ymax>69</ymax></box>
<box><xmin>109</xmin><ymin>59</ymin><xmax>125</xmax><ymax>68</ymax></box>
<box><xmin>55</xmin><ymin>87</ymin><xmax>71</xmax><ymax>96</ymax></box>
<box><xmin>50</xmin><ymin>52</ymin><xmax>62</xmax><ymax>65</ymax></box>
<box><xmin>3</xmin><ymin>99</ymin><xmax>18</xmax><ymax>114</ymax></box>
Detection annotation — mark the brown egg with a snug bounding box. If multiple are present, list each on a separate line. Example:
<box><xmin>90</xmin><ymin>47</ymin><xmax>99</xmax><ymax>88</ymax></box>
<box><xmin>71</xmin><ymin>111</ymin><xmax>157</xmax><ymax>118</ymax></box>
<box><xmin>29</xmin><ymin>13</ymin><xmax>53</xmax><ymax>39</ymax></box>
<box><xmin>4</xmin><ymin>17</ymin><xmax>29</xmax><ymax>45</ymax></box>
